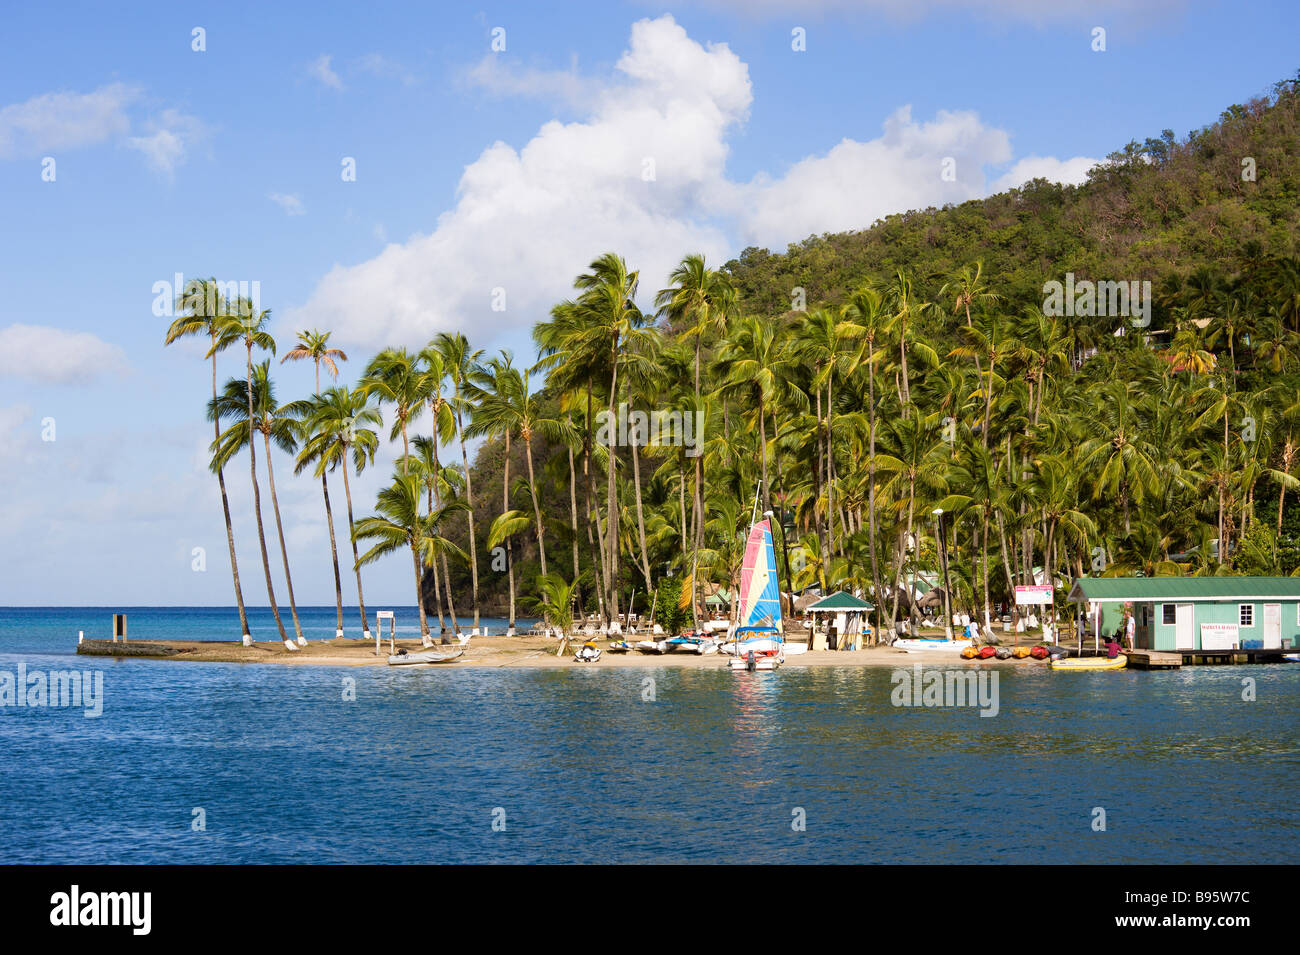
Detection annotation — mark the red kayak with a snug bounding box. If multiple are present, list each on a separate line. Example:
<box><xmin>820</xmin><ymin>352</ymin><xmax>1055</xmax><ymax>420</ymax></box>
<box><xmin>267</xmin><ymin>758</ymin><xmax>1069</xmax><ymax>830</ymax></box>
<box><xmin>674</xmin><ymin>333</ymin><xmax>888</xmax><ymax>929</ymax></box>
<box><xmin>978</xmin><ymin>646</ymin><xmax>998</xmax><ymax>659</ymax></box>
<box><xmin>1029</xmin><ymin>646</ymin><xmax>1049</xmax><ymax>660</ymax></box>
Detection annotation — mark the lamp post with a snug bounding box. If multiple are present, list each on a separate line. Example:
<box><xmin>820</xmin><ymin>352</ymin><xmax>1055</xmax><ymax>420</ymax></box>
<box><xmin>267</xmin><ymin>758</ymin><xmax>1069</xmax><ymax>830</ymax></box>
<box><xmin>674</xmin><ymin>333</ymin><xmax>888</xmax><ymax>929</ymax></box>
<box><xmin>933</xmin><ymin>508</ymin><xmax>953</xmax><ymax>640</ymax></box>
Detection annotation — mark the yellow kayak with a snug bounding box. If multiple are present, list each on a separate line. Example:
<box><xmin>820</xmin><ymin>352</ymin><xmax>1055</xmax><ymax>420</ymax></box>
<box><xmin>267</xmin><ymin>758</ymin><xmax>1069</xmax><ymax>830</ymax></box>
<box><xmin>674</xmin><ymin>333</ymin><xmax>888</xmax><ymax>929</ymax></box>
<box><xmin>1049</xmin><ymin>655</ymin><xmax>1128</xmax><ymax>671</ymax></box>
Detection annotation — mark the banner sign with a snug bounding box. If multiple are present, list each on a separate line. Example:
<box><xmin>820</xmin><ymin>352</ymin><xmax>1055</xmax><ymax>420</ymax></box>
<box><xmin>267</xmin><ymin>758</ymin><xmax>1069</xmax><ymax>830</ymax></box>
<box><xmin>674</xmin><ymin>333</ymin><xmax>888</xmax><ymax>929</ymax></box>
<box><xmin>1200</xmin><ymin>622</ymin><xmax>1239</xmax><ymax>650</ymax></box>
<box><xmin>1014</xmin><ymin>585</ymin><xmax>1053</xmax><ymax>605</ymax></box>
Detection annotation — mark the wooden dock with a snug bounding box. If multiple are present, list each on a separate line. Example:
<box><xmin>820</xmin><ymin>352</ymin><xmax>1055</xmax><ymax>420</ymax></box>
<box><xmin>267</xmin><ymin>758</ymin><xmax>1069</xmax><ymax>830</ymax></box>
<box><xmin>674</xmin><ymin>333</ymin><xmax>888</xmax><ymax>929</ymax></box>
<box><xmin>1124</xmin><ymin>650</ymin><xmax>1183</xmax><ymax>669</ymax></box>
<box><xmin>1125</xmin><ymin>647</ymin><xmax>1296</xmax><ymax>669</ymax></box>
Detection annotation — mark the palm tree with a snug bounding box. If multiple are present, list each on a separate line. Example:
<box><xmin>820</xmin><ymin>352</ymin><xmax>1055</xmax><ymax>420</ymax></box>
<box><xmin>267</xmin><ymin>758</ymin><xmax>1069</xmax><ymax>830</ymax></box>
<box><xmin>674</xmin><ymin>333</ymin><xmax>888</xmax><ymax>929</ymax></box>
<box><xmin>656</xmin><ymin>255</ymin><xmax>736</xmax><ymax>623</ymax></box>
<box><xmin>434</xmin><ymin>332</ymin><xmax>485</xmax><ymax>633</ymax></box>
<box><xmin>360</xmin><ymin>347</ymin><xmax>429</xmax><ymax>471</ymax></box>
<box><xmin>298</xmin><ymin>386</ymin><xmax>380</xmax><ymax>637</ymax></box>
<box><xmin>280</xmin><ymin>329</ymin><xmax>348</xmax><ymax>386</ymax></box>
<box><xmin>355</xmin><ymin>473</ymin><xmax>449</xmax><ymax>646</ymax></box>
<box><xmin>281</xmin><ymin>328</ymin><xmax>349</xmax><ymax>638</ymax></box>
<box><xmin>164</xmin><ymin>278</ymin><xmax>251</xmax><ymax>643</ymax></box>
<box><xmin>209</xmin><ymin>362</ymin><xmax>311</xmax><ymax>645</ymax></box>
<box><xmin>568</xmin><ymin>253</ymin><xmax>649</xmax><ymax>621</ymax></box>
<box><xmin>210</xmin><ymin>304</ymin><xmax>293</xmax><ymax>649</ymax></box>
<box><xmin>467</xmin><ymin>353</ymin><xmax>563</xmax><ymax>578</ymax></box>
<box><xmin>535</xmin><ymin>573</ymin><xmax>579</xmax><ymax>657</ymax></box>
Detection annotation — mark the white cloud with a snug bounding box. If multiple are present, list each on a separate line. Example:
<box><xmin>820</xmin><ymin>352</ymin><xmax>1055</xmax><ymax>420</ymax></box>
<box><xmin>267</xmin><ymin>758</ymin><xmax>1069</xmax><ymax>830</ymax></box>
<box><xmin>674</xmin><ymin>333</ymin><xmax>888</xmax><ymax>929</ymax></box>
<box><xmin>990</xmin><ymin>154</ymin><xmax>1100</xmax><ymax>193</ymax></box>
<box><xmin>292</xmin><ymin>15</ymin><xmax>1095</xmax><ymax>351</ymax></box>
<box><xmin>0</xmin><ymin>324</ymin><xmax>129</xmax><ymax>383</ymax></box>
<box><xmin>269</xmin><ymin>192</ymin><xmax>306</xmax><ymax>216</ymax></box>
<box><xmin>309</xmin><ymin>54</ymin><xmax>344</xmax><ymax>90</ymax></box>
<box><xmin>125</xmin><ymin>109</ymin><xmax>205</xmax><ymax>175</ymax></box>
<box><xmin>0</xmin><ymin>83</ymin><xmax>136</xmax><ymax>158</ymax></box>
<box><xmin>463</xmin><ymin>53</ymin><xmax>589</xmax><ymax>109</ymax></box>
<box><xmin>726</xmin><ymin>105</ymin><xmax>1013</xmax><ymax>249</ymax></box>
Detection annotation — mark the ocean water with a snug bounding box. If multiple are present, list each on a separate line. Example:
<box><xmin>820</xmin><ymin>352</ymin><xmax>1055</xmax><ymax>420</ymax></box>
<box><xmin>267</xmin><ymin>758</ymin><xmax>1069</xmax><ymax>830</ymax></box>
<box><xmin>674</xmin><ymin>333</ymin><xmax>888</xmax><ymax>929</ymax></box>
<box><xmin>1</xmin><ymin>607</ymin><xmax>1297</xmax><ymax>864</ymax></box>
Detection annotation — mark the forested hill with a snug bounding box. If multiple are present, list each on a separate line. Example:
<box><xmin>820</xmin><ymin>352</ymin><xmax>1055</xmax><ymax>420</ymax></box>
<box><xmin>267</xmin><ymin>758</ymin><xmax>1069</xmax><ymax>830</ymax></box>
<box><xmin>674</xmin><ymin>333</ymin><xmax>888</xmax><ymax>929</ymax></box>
<box><xmin>723</xmin><ymin>72</ymin><xmax>1300</xmax><ymax>320</ymax></box>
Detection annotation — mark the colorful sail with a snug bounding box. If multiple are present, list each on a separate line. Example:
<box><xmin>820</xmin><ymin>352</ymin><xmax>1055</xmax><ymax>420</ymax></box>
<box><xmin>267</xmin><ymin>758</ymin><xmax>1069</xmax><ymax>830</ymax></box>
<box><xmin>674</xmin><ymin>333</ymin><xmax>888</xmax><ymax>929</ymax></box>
<box><xmin>739</xmin><ymin>519</ymin><xmax>782</xmax><ymax>629</ymax></box>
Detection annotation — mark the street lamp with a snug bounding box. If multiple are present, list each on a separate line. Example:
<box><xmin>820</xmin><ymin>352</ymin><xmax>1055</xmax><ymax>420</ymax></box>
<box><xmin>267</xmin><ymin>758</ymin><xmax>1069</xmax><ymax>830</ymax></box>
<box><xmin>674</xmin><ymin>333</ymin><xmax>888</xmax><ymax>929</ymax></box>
<box><xmin>932</xmin><ymin>507</ymin><xmax>953</xmax><ymax>640</ymax></box>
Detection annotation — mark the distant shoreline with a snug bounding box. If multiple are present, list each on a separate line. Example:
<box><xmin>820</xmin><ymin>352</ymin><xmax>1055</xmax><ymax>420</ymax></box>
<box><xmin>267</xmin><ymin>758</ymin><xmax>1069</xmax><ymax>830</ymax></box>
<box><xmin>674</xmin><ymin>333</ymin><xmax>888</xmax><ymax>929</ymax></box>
<box><xmin>73</xmin><ymin>634</ymin><xmax>1003</xmax><ymax>669</ymax></box>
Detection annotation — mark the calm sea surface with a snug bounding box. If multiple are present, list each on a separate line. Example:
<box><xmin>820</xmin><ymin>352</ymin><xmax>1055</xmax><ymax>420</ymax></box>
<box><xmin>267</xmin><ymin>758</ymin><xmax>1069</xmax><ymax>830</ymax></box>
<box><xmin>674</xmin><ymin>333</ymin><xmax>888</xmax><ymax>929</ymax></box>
<box><xmin>1</xmin><ymin>606</ymin><xmax>1297</xmax><ymax>864</ymax></box>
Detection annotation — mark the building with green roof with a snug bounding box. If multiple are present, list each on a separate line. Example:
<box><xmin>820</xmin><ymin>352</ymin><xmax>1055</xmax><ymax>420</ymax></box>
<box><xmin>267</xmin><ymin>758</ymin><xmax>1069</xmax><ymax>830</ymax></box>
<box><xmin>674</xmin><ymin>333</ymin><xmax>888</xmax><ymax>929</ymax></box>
<box><xmin>1067</xmin><ymin>577</ymin><xmax>1300</xmax><ymax>651</ymax></box>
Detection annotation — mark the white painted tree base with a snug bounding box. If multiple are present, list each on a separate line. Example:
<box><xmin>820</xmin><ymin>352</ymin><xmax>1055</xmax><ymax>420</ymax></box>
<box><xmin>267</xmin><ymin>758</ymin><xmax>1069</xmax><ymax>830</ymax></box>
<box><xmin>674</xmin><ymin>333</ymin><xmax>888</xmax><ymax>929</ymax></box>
<box><xmin>283</xmin><ymin>639</ymin><xmax>300</xmax><ymax>651</ymax></box>
<box><xmin>335</xmin><ymin>629</ymin><xmax>344</xmax><ymax>638</ymax></box>
<box><xmin>296</xmin><ymin>635</ymin><xmax>307</xmax><ymax>646</ymax></box>
<box><xmin>242</xmin><ymin>634</ymin><xmax>253</xmax><ymax>647</ymax></box>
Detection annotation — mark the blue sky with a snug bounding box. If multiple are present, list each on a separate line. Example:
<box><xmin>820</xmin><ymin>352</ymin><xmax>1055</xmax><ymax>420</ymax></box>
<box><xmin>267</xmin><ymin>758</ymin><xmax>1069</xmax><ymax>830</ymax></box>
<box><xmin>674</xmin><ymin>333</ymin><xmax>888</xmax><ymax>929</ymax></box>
<box><xmin>1</xmin><ymin>0</ymin><xmax>1297</xmax><ymax>607</ymax></box>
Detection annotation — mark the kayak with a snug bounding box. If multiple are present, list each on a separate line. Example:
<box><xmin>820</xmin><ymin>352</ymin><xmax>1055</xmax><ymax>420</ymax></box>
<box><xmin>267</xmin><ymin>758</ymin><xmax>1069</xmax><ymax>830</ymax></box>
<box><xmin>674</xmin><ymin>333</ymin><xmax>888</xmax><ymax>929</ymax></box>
<box><xmin>1012</xmin><ymin>647</ymin><xmax>1031</xmax><ymax>659</ymax></box>
<box><xmin>978</xmin><ymin>646</ymin><xmax>998</xmax><ymax>659</ymax></box>
<box><xmin>959</xmin><ymin>647</ymin><xmax>978</xmax><ymax>659</ymax></box>
<box><xmin>1029</xmin><ymin>646</ymin><xmax>1050</xmax><ymax>660</ymax></box>
<box><xmin>1049</xmin><ymin>655</ymin><xmax>1128</xmax><ymax>671</ymax></box>
<box><xmin>994</xmin><ymin>647</ymin><xmax>1013</xmax><ymax>660</ymax></box>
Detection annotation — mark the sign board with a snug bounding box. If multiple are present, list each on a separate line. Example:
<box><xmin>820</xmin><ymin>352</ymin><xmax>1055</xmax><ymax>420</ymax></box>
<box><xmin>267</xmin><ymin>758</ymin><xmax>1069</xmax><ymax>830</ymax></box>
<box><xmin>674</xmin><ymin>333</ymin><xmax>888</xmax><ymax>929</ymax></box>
<box><xmin>1199</xmin><ymin>622</ymin><xmax>1239</xmax><ymax>650</ymax></box>
<box><xmin>1014</xmin><ymin>585</ymin><xmax>1053</xmax><ymax>606</ymax></box>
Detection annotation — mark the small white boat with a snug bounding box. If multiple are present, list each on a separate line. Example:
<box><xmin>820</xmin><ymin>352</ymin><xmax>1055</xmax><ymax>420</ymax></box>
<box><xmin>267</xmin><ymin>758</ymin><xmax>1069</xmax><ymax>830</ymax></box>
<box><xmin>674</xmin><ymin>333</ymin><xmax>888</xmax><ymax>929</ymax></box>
<box><xmin>892</xmin><ymin>638</ymin><xmax>974</xmax><ymax>653</ymax></box>
<box><xmin>387</xmin><ymin>648</ymin><xmax>464</xmax><ymax>666</ymax></box>
<box><xmin>635</xmin><ymin>639</ymin><xmax>667</xmax><ymax>654</ymax></box>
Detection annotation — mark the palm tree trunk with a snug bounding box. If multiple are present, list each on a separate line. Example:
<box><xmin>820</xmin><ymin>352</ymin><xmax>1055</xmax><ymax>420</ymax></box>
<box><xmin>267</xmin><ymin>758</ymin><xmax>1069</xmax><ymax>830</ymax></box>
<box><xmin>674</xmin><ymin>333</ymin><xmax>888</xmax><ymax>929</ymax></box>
<box><xmin>341</xmin><ymin>453</ymin><xmax>371</xmax><ymax>636</ymax></box>
<box><xmin>263</xmin><ymin>431</ymin><xmax>304</xmax><ymax>644</ymax></box>
<box><xmin>606</xmin><ymin>350</ymin><xmax>621</xmax><ymax>621</ymax></box>
<box><xmin>630</xmin><ymin>433</ymin><xmax>653</xmax><ymax>589</ymax></box>
<box><xmin>453</xmin><ymin>397</ymin><xmax>481</xmax><ymax>632</ymax></box>
<box><xmin>322</xmin><ymin>473</ymin><xmax>344</xmax><ymax>637</ymax></box>
<box><xmin>584</xmin><ymin>383</ymin><xmax>608</xmax><ymax>621</ymax></box>
<box><xmin>503</xmin><ymin>431</ymin><xmax>517</xmax><ymax>635</ymax></box>
<box><xmin>523</xmin><ymin>436</ymin><xmax>548</xmax><ymax>577</ymax></box>
<box><xmin>210</xmin><ymin>341</ymin><xmax>250</xmax><ymax>642</ymax></box>
<box><xmin>426</xmin><ymin>484</ymin><xmax>447</xmax><ymax>637</ymax></box>
<box><xmin>411</xmin><ymin>543</ymin><xmax>431</xmax><ymax>644</ymax></box>
<box><xmin>567</xmin><ymin>421</ymin><xmax>581</xmax><ymax>584</ymax></box>
<box><xmin>867</xmin><ymin>355</ymin><xmax>884</xmax><ymax>637</ymax></box>
<box><xmin>245</xmin><ymin>344</ymin><xmax>289</xmax><ymax>645</ymax></box>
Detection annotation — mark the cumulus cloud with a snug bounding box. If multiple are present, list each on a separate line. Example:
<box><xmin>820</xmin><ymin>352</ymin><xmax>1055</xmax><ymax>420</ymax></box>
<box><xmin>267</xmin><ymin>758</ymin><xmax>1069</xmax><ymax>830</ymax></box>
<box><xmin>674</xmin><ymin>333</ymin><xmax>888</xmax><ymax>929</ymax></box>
<box><xmin>990</xmin><ymin>154</ymin><xmax>1100</xmax><ymax>193</ymax></box>
<box><xmin>309</xmin><ymin>54</ymin><xmax>343</xmax><ymax>90</ymax></box>
<box><xmin>292</xmin><ymin>15</ymin><xmax>1094</xmax><ymax>351</ymax></box>
<box><xmin>269</xmin><ymin>192</ymin><xmax>306</xmax><ymax>216</ymax></box>
<box><xmin>0</xmin><ymin>83</ymin><xmax>136</xmax><ymax>158</ymax></box>
<box><xmin>0</xmin><ymin>324</ymin><xmax>129</xmax><ymax>383</ymax></box>
<box><xmin>726</xmin><ymin>105</ymin><xmax>1013</xmax><ymax>249</ymax></box>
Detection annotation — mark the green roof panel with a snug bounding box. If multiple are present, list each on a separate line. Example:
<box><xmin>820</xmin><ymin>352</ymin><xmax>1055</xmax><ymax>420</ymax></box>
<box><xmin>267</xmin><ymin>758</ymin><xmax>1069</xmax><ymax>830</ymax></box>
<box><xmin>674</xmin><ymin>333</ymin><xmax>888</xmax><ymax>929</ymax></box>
<box><xmin>806</xmin><ymin>591</ymin><xmax>875</xmax><ymax>611</ymax></box>
<box><xmin>1069</xmin><ymin>576</ymin><xmax>1300</xmax><ymax>602</ymax></box>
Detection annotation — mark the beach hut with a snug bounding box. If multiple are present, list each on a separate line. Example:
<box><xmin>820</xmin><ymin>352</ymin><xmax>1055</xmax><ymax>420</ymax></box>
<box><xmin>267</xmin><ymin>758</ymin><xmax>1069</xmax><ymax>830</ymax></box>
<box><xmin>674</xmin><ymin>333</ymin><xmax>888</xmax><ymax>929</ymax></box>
<box><xmin>1067</xmin><ymin>576</ymin><xmax>1300</xmax><ymax>652</ymax></box>
<box><xmin>806</xmin><ymin>592</ymin><xmax>874</xmax><ymax>650</ymax></box>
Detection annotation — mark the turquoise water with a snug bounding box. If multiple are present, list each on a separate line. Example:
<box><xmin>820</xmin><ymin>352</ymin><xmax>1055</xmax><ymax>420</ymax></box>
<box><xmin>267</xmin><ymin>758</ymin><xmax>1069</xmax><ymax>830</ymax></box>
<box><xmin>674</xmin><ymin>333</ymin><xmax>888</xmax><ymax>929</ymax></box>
<box><xmin>1</xmin><ymin>607</ymin><xmax>1297</xmax><ymax>863</ymax></box>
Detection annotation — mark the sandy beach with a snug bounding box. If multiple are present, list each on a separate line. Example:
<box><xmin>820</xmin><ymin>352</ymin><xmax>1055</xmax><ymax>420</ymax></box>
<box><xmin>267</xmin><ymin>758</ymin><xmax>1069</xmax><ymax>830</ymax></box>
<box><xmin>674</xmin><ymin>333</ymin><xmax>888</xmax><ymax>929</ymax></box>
<box><xmin>74</xmin><ymin>634</ymin><xmax>1030</xmax><ymax>669</ymax></box>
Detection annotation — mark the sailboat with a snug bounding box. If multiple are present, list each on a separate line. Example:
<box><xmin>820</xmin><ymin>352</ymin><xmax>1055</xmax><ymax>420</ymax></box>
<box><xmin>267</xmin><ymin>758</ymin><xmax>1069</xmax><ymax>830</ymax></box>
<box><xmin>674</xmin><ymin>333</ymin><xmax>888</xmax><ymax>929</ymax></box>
<box><xmin>726</xmin><ymin>517</ymin><xmax>785</xmax><ymax>672</ymax></box>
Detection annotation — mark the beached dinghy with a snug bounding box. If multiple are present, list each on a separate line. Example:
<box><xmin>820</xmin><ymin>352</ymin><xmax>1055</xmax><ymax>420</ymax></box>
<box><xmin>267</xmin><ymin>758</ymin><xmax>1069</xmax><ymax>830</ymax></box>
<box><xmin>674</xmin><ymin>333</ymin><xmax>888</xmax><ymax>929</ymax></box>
<box><xmin>893</xmin><ymin>637</ymin><xmax>975</xmax><ymax>653</ymax></box>
<box><xmin>387</xmin><ymin>648</ymin><xmax>464</xmax><ymax>666</ymax></box>
<box><xmin>1049</xmin><ymin>654</ymin><xmax>1128</xmax><ymax>671</ymax></box>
